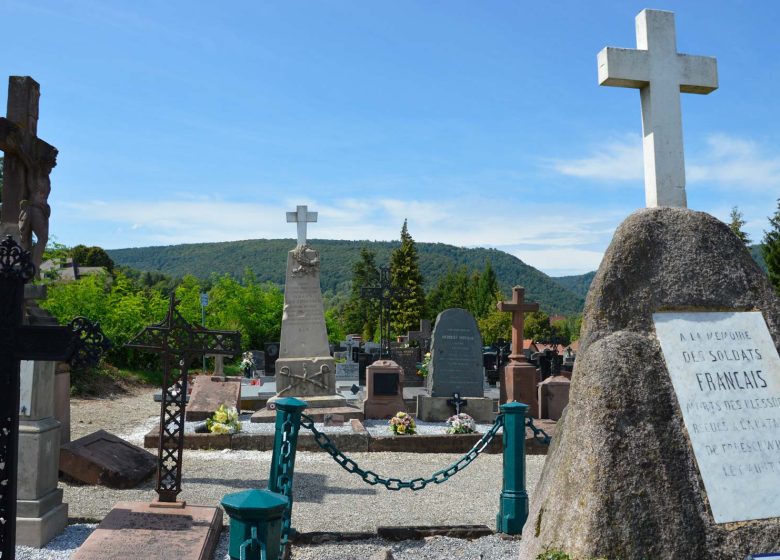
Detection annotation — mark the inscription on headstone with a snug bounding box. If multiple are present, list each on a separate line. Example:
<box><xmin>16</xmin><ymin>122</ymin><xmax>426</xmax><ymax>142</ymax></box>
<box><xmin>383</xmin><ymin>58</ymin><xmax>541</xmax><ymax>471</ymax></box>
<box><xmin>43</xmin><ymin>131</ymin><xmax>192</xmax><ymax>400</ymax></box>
<box><xmin>374</xmin><ymin>372</ymin><xmax>399</xmax><ymax>396</ymax></box>
<box><xmin>654</xmin><ymin>311</ymin><xmax>780</xmax><ymax>523</ymax></box>
<box><xmin>427</xmin><ymin>308</ymin><xmax>484</xmax><ymax>398</ymax></box>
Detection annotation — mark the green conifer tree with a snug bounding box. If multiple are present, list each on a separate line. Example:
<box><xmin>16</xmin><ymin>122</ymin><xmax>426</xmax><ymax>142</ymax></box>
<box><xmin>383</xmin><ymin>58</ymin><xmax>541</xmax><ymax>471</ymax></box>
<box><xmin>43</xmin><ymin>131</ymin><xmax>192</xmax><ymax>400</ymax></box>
<box><xmin>762</xmin><ymin>199</ymin><xmax>780</xmax><ymax>295</ymax></box>
<box><xmin>390</xmin><ymin>220</ymin><xmax>426</xmax><ymax>334</ymax></box>
<box><xmin>728</xmin><ymin>206</ymin><xmax>751</xmax><ymax>245</ymax></box>
<box><xmin>342</xmin><ymin>247</ymin><xmax>380</xmax><ymax>339</ymax></box>
<box><xmin>472</xmin><ymin>260</ymin><xmax>500</xmax><ymax>318</ymax></box>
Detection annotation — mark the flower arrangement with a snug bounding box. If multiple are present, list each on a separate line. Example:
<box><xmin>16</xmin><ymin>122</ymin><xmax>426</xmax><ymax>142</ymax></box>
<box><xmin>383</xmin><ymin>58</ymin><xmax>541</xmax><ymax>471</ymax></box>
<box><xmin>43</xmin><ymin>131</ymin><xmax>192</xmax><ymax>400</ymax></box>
<box><xmin>239</xmin><ymin>352</ymin><xmax>254</xmax><ymax>375</ymax></box>
<box><xmin>446</xmin><ymin>413</ymin><xmax>476</xmax><ymax>434</ymax></box>
<box><xmin>206</xmin><ymin>405</ymin><xmax>241</xmax><ymax>434</ymax></box>
<box><xmin>388</xmin><ymin>411</ymin><xmax>416</xmax><ymax>435</ymax></box>
<box><xmin>416</xmin><ymin>352</ymin><xmax>432</xmax><ymax>378</ymax></box>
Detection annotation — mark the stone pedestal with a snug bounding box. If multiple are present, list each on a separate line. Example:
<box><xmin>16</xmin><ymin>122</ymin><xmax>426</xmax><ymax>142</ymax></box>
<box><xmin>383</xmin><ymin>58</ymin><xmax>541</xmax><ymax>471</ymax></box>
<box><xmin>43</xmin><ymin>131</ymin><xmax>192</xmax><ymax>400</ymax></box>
<box><xmin>363</xmin><ymin>360</ymin><xmax>406</xmax><ymax>419</ymax></box>
<box><xmin>53</xmin><ymin>363</ymin><xmax>70</xmax><ymax>444</ymax></box>
<box><xmin>416</xmin><ymin>395</ymin><xmax>494</xmax><ymax>423</ymax></box>
<box><xmin>17</xmin><ymin>359</ymin><xmax>68</xmax><ymax>547</ymax></box>
<box><xmin>500</xmin><ymin>359</ymin><xmax>540</xmax><ymax>417</ymax></box>
<box><xmin>537</xmin><ymin>375</ymin><xmax>570</xmax><ymax>420</ymax></box>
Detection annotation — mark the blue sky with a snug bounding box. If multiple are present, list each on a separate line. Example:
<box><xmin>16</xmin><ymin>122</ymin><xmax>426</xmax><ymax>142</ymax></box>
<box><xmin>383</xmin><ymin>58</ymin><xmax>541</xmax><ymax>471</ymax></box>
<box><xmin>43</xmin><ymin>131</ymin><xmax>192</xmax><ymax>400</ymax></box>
<box><xmin>2</xmin><ymin>1</ymin><xmax>779</xmax><ymax>276</ymax></box>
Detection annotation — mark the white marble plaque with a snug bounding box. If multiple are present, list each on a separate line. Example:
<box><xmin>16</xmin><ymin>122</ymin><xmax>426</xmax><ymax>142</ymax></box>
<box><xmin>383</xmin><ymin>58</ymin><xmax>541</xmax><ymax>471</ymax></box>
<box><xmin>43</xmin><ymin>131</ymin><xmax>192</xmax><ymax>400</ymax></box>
<box><xmin>19</xmin><ymin>360</ymin><xmax>34</xmax><ymax>416</ymax></box>
<box><xmin>653</xmin><ymin>311</ymin><xmax>780</xmax><ymax>523</ymax></box>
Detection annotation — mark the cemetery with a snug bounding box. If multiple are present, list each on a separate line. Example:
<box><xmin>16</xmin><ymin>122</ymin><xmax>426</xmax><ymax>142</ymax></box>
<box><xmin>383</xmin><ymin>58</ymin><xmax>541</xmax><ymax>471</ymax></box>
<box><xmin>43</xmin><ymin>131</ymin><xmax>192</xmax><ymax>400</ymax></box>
<box><xmin>1</xmin><ymin>4</ymin><xmax>780</xmax><ymax>560</ymax></box>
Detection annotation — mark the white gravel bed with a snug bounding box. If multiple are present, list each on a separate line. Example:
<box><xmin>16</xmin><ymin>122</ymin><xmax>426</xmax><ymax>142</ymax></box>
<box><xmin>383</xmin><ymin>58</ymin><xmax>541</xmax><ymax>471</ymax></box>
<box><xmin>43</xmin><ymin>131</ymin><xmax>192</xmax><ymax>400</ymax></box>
<box><xmin>362</xmin><ymin>419</ymin><xmax>498</xmax><ymax>437</ymax></box>
<box><xmin>17</xmin><ymin>526</ymin><xmax>518</xmax><ymax>559</ymax></box>
<box><xmin>184</xmin><ymin>415</ymin><xmax>355</xmax><ymax>435</ymax></box>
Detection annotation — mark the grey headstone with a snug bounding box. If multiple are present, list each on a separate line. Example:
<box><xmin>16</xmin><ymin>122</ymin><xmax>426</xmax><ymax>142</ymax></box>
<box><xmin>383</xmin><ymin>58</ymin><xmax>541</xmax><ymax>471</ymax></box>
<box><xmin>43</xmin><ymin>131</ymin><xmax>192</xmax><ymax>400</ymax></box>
<box><xmin>427</xmin><ymin>308</ymin><xmax>484</xmax><ymax>397</ymax></box>
<box><xmin>390</xmin><ymin>347</ymin><xmax>423</xmax><ymax>387</ymax></box>
<box><xmin>335</xmin><ymin>361</ymin><xmax>359</xmax><ymax>380</ymax></box>
<box><xmin>518</xmin><ymin>207</ymin><xmax>780</xmax><ymax>560</ymax></box>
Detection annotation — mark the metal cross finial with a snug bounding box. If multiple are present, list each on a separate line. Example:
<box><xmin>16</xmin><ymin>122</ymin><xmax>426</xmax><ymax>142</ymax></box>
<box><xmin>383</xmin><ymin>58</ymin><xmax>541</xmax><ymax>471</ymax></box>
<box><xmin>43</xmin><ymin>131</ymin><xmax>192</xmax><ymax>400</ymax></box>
<box><xmin>286</xmin><ymin>205</ymin><xmax>318</xmax><ymax>247</ymax></box>
<box><xmin>597</xmin><ymin>9</ymin><xmax>718</xmax><ymax>208</ymax></box>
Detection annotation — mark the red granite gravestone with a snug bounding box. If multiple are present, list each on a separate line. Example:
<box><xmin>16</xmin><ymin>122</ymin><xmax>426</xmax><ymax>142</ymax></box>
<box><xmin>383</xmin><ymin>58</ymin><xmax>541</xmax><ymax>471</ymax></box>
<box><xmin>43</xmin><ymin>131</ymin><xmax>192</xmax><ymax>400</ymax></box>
<box><xmin>59</xmin><ymin>430</ymin><xmax>156</xmax><ymax>488</ymax></box>
<box><xmin>363</xmin><ymin>360</ymin><xmax>406</xmax><ymax>419</ymax></box>
<box><xmin>185</xmin><ymin>375</ymin><xmax>241</xmax><ymax>421</ymax></box>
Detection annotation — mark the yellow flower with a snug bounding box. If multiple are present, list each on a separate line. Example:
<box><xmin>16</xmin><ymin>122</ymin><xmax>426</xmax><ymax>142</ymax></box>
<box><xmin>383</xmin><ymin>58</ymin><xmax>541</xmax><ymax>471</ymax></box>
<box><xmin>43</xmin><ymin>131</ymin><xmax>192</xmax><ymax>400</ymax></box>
<box><xmin>214</xmin><ymin>411</ymin><xmax>228</xmax><ymax>423</ymax></box>
<box><xmin>210</xmin><ymin>423</ymin><xmax>229</xmax><ymax>434</ymax></box>
<box><xmin>397</xmin><ymin>425</ymin><xmax>406</xmax><ymax>434</ymax></box>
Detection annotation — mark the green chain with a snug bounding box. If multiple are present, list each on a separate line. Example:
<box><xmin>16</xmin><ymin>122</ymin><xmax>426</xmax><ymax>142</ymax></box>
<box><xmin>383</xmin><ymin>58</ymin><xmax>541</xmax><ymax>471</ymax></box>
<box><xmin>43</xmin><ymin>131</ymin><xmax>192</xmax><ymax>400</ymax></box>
<box><xmin>526</xmin><ymin>416</ymin><xmax>551</xmax><ymax>445</ymax></box>
<box><xmin>299</xmin><ymin>413</ymin><xmax>505</xmax><ymax>491</ymax></box>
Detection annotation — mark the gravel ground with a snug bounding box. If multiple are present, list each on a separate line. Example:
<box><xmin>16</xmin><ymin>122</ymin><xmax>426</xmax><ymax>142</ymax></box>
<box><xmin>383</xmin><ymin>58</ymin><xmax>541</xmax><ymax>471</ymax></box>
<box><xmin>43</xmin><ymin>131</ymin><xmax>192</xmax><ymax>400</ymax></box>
<box><xmin>17</xmin><ymin>526</ymin><xmax>519</xmax><ymax>559</ymax></box>
<box><xmin>46</xmin><ymin>387</ymin><xmax>542</xmax><ymax>558</ymax></box>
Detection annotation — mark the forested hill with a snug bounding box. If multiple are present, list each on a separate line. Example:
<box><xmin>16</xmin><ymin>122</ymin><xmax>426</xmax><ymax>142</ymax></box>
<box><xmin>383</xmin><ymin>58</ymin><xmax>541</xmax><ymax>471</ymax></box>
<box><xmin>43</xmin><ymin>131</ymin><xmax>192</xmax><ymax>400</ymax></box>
<box><xmin>550</xmin><ymin>244</ymin><xmax>768</xmax><ymax>301</ymax></box>
<box><xmin>551</xmin><ymin>271</ymin><xmax>597</xmax><ymax>300</ymax></box>
<box><xmin>108</xmin><ymin>239</ymin><xmax>585</xmax><ymax>315</ymax></box>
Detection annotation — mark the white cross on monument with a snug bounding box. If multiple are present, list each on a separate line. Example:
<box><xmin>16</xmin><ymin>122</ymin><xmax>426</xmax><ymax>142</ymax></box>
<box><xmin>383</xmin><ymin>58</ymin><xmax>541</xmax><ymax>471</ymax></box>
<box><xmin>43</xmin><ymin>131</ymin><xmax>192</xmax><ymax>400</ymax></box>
<box><xmin>286</xmin><ymin>204</ymin><xmax>318</xmax><ymax>246</ymax></box>
<box><xmin>597</xmin><ymin>9</ymin><xmax>718</xmax><ymax>208</ymax></box>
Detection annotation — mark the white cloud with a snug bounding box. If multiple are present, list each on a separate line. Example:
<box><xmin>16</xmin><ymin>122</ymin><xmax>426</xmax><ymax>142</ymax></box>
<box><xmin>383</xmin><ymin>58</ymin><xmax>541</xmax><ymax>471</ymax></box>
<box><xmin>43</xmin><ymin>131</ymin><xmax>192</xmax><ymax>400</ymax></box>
<box><xmin>551</xmin><ymin>132</ymin><xmax>780</xmax><ymax>192</ymax></box>
<box><xmin>688</xmin><ymin>134</ymin><xmax>780</xmax><ymax>190</ymax></box>
<box><xmin>58</xmin><ymin>195</ymin><xmax>623</xmax><ymax>275</ymax></box>
<box><xmin>548</xmin><ymin>135</ymin><xmax>643</xmax><ymax>182</ymax></box>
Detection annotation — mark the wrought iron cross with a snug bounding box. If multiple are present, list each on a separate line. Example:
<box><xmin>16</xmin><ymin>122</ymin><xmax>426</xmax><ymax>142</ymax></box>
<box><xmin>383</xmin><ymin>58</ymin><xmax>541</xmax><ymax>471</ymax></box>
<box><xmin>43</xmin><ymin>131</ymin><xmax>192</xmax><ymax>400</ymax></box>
<box><xmin>447</xmin><ymin>392</ymin><xmax>468</xmax><ymax>415</ymax></box>
<box><xmin>360</xmin><ymin>266</ymin><xmax>410</xmax><ymax>359</ymax></box>
<box><xmin>0</xmin><ymin>236</ymin><xmax>109</xmax><ymax>558</ymax></box>
<box><xmin>126</xmin><ymin>296</ymin><xmax>240</xmax><ymax>503</ymax></box>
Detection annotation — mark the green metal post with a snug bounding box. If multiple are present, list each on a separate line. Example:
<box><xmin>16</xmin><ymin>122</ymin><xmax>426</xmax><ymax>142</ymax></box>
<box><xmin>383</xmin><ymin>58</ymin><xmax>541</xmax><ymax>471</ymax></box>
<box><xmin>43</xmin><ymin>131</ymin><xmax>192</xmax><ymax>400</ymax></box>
<box><xmin>267</xmin><ymin>397</ymin><xmax>307</xmax><ymax>552</ymax></box>
<box><xmin>497</xmin><ymin>401</ymin><xmax>529</xmax><ymax>535</ymax></box>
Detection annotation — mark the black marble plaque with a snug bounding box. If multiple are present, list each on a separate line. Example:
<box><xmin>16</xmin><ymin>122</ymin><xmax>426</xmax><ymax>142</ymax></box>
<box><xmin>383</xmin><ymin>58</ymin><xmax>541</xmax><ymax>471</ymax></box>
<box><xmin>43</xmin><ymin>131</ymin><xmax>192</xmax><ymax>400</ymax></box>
<box><xmin>373</xmin><ymin>372</ymin><xmax>399</xmax><ymax>396</ymax></box>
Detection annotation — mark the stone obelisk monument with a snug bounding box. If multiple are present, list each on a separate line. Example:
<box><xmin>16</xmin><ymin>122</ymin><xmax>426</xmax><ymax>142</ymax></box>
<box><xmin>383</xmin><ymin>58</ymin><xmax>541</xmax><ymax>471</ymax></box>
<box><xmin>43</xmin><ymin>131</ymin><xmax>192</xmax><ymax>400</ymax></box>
<box><xmin>252</xmin><ymin>205</ymin><xmax>361</xmax><ymax>421</ymax></box>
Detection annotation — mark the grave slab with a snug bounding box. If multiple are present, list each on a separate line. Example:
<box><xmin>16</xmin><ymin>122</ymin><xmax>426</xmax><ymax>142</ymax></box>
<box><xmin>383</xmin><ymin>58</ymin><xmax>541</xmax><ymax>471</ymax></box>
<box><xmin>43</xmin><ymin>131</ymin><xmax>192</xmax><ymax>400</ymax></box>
<box><xmin>185</xmin><ymin>375</ymin><xmax>241</xmax><ymax>421</ymax></box>
<box><xmin>59</xmin><ymin>430</ymin><xmax>156</xmax><ymax>488</ymax></box>
<box><xmin>71</xmin><ymin>501</ymin><xmax>222</xmax><ymax>560</ymax></box>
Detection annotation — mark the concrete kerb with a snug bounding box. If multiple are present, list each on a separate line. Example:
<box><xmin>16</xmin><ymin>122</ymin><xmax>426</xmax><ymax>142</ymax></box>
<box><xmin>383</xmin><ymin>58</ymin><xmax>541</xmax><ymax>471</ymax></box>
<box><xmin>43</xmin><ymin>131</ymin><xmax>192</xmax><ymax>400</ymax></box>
<box><xmin>142</xmin><ymin>421</ymin><xmax>554</xmax><ymax>455</ymax></box>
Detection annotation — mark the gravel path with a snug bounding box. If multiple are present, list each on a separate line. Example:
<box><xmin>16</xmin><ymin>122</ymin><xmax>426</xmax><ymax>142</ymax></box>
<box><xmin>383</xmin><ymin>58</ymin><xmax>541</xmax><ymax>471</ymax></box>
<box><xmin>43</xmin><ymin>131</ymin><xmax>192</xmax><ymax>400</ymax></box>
<box><xmin>17</xmin><ymin>526</ymin><xmax>520</xmax><ymax>559</ymax></box>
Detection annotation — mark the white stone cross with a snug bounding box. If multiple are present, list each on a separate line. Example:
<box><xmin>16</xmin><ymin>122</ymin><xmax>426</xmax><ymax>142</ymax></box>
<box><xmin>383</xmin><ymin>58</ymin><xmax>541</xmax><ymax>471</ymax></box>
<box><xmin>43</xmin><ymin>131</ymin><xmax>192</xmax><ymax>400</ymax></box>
<box><xmin>597</xmin><ymin>9</ymin><xmax>718</xmax><ymax>208</ymax></box>
<box><xmin>286</xmin><ymin>205</ymin><xmax>318</xmax><ymax>246</ymax></box>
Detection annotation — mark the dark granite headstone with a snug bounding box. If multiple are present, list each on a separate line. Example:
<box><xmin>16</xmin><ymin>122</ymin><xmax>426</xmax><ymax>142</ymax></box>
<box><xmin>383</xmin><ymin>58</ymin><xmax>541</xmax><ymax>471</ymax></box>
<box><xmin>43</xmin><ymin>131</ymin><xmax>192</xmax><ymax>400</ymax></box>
<box><xmin>357</xmin><ymin>352</ymin><xmax>374</xmax><ymax>385</ymax></box>
<box><xmin>427</xmin><ymin>308</ymin><xmax>483</xmax><ymax>397</ymax></box>
<box><xmin>264</xmin><ymin>342</ymin><xmax>279</xmax><ymax>374</ymax></box>
<box><xmin>390</xmin><ymin>346</ymin><xmax>423</xmax><ymax>387</ymax></box>
<box><xmin>374</xmin><ymin>372</ymin><xmax>399</xmax><ymax>396</ymax></box>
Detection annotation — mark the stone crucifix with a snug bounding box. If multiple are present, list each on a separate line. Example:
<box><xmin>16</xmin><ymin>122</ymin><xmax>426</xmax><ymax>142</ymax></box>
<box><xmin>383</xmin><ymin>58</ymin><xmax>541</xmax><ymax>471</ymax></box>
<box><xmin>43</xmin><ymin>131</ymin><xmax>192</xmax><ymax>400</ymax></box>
<box><xmin>0</xmin><ymin>77</ymin><xmax>58</xmax><ymax>275</ymax></box>
<box><xmin>497</xmin><ymin>286</ymin><xmax>539</xmax><ymax>363</ymax></box>
<box><xmin>597</xmin><ymin>9</ymin><xmax>718</xmax><ymax>208</ymax></box>
<box><xmin>286</xmin><ymin>205</ymin><xmax>318</xmax><ymax>247</ymax></box>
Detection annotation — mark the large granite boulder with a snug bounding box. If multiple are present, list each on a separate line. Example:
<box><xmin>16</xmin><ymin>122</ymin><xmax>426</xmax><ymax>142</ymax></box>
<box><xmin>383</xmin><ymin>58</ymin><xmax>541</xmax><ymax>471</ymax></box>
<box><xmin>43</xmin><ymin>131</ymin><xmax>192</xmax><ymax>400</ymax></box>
<box><xmin>518</xmin><ymin>207</ymin><xmax>780</xmax><ymax>559</ymax></box>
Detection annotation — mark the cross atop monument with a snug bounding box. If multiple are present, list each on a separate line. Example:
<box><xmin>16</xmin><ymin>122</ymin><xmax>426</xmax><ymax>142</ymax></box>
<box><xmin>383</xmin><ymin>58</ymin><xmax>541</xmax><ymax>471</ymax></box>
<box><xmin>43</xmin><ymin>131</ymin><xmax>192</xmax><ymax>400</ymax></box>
<box><xmin>497</xmin><ymin>286</ymin><xmax>539</xmax><ymax>360</ymax></box>
<box><xmin>597</xmin><ymin>9</ymin><xmax>718</xmax><ymax>208</ymax></box>
<box><xmin>286</xmin><ymin>205</ymin><xmax>318</xmax><ymax>247</ymax></box>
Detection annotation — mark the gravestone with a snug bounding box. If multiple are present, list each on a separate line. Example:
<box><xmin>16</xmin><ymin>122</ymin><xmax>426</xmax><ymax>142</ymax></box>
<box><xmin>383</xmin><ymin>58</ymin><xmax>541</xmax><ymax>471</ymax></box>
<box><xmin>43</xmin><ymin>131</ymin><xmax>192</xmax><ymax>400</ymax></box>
<box><xmin>496</xmin><ymin>287</ymin><xmax>540</xmax><ymax>412</ymax></box>
<box><xmin>390</xmin><ymin>346</ymin><xmax>423</xmax><ymax>388</ymax></box>
<box><xmin>59</xmin><ymin>430</ymin><xmax>156</xmax><ymax>488</ymax></box>
<box><xmin>264</xmin><ymin>341</ymin><xmax>279</xmax><ymax>374</ymax></box>
<box><xmin>407</xmin><ymin>319</ymin><xmax>432</xmax><ymax>352</ymax></box>
<box><xmin>363</xmin><ymin>360</ymin><xmax>406</xmax><ymax>419</ymax></box>
<box><xmin>517</xmin><ymin>207</ymin><xmax>780</xmax><ymax>559</ymax></box>
<box><xmin>426</xmin><ymin>308</ymin><xmax>483</xmax><ymax>397</ymax></box>
<box><xmin>335</xmin><ymin>361</ymin><xmax>359</xmax><ymax>381</ymax></box>
<box><xmin>537</xmin><ymin>375</ymin><xmax>570</xmax><ymax>421</ymax></box>
<box><xmin>185</xmin><ymin>376</ymin><xmax>241</xmax><ymax>421</ymax></box>
<box><xmin>357</xmin><ymin>352</ymin><xmax>375</xmax><ymax>385</ymax></box>
<box><xmin>418</xmin><ymin>308</ymin><xmax>493</xmax><ymax>422</ymax></box>
<box><xmin>251</xmin><ymin>206</ymin><xmax>360</xmax><ymax>423</ymax></box>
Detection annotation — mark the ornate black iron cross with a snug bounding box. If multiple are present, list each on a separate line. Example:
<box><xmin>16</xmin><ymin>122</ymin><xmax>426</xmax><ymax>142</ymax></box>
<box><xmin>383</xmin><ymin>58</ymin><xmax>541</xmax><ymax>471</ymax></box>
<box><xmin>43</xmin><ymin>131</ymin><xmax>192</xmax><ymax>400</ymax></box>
<box><xmin>360</xmin><ymin>266</ymin><xmax>410</xmax><ymax>359</ymax></box>
<box><xmin>0</xmin><ymin>236</ymin><xmax>109</xmax><ymax>558</ymax></box>
<box><xmin>126</xmin><ymin>297</ymin><xmax>240</xmax><ymax>503</ymax></box>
